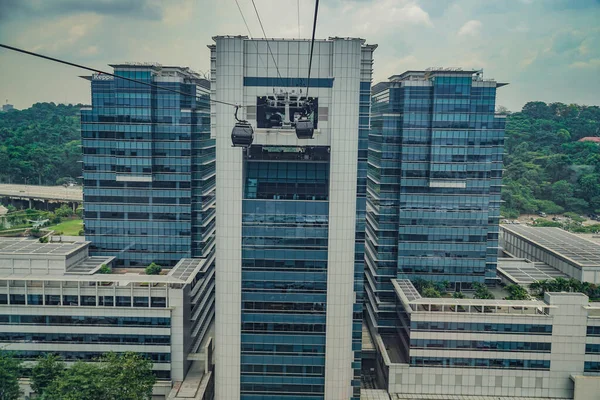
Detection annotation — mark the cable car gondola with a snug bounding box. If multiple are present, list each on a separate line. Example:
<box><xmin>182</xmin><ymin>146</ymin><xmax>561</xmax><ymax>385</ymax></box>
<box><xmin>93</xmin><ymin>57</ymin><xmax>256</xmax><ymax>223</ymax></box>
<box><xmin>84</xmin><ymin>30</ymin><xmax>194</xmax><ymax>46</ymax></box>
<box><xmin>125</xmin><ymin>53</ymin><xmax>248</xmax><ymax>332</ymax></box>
<box><xmin>295</xmin><ymin>116</ymin><xmax>314</xmax><ymax>139</ymax></box>
<box><xmin>295</xmin><ymin>99</ymin><xmax>315</xmax><ymax>140</ymax></box>
<box><xmin>231</xmin><ymin>106</ymin><xmax>254</xmax><ymax>147</ymax></box>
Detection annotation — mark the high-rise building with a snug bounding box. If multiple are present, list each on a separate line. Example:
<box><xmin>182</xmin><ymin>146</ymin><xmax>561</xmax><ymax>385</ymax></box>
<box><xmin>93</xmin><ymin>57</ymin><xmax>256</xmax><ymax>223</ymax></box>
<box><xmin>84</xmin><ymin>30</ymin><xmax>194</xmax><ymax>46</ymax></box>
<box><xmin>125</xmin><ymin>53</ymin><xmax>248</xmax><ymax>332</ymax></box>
<box><xmin>365</xmin><ymin>69</ymin><xmax>506</xmax><ymax>333</ymax></box>
<box><xmin>81</xmin><ymin>64</ymin><xmax>215</xmax><ymax>267</ymax></box>
<box><xmin>211</xmin><ymin>36</ymin><xmax>375</xmax><ymax>400</ymax></box>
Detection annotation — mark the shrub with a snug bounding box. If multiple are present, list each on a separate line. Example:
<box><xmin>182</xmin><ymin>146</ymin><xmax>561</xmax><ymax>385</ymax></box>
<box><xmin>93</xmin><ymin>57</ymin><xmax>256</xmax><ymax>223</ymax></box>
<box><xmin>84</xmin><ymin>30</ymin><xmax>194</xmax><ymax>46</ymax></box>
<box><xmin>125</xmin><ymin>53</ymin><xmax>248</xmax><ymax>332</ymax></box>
<box><xmin>98</xmin><ymin>264</ymin><xmax>111</xmax><ymax>274</ymax></box>
<box><xmin>422</xmin><ymin>287</ymin><xmax>442</xmax><ymax>298</ymax></box>
<box><xmin>145</xmin><ymin>263</ymin><xmax>162</xmax><ymax>275</ymax></box>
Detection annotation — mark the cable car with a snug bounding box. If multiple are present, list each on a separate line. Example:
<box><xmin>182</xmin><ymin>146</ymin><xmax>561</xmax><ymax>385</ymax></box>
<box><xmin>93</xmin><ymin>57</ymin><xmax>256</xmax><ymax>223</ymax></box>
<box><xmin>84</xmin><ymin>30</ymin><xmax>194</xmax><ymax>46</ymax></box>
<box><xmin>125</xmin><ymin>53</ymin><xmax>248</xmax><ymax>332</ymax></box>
<box><xmin>295</xmin><ymin>116</ymin><xmax>314</xmax><ymax>139</ymax></box>
<box><xmin>231</xmin><ymin>106</ymin><xmax>254</xmax><ymax>147</ymax></box>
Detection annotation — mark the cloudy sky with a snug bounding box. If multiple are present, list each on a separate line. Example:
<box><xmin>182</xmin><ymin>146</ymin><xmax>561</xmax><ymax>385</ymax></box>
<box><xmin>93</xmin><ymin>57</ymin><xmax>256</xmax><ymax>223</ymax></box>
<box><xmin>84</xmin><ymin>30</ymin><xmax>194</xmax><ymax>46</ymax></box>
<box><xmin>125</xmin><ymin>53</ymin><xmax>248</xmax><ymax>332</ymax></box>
<box><xmin>0</xmin><ymin>0</ymin><xmax>598</xmax><ymax>111</ymax></box>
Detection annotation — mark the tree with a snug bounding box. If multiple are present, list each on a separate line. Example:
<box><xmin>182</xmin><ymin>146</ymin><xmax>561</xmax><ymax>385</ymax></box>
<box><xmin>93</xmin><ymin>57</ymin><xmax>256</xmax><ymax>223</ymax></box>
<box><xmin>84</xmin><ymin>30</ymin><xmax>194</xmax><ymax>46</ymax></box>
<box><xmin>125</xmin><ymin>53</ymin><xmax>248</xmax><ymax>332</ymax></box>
<box><xmin>55</xmin><ymin>204</ymin><xmax>74</xmax><ymax>219</ymax></box>
<box><xmin>43</xmin><ymin>362</ymin><xmax>105</xmax><ymax>400</ymax></box>
<box><xmin>422</xmin><ymin>287</ymin><xmax>442</xmax><ymax>298</ymax></box>
<box><xmin>0</xmin><ymin>351</ymin><xmax>22</xmax><ymax>400</ymax></box>
<box><xmin>505</xmin><ymin>284</ymin><xmax>529</xmax><ymax>300</ymax></box>
<box><xmin>102</xmin><ymin>352</ymin><xmax>156</xmax><ymax>400</ymax></box>
<box><xmin>522</xmin><ymin>101</ymin><xmax>552</xmax><ymax>119</ymax></box>
<box><xmin>556</xmin><ymin>128</ymin><xmax>571</xmax><ymax>143</ymax></box>
<box><xmin>472</xmin><ymin>283</ymin><xmax>495</xmax><ymax>299</ymax></box>
<box><xmin>145</xmin><ymin>263</ymin><xmax>162</xmax><ymax>276</ymax></box>
<box><xmin>535</xmin><ymin>200</ymin><xmax>564</xmax><ymax>215</ymax></box>
<box><xmin>551</xmin><ymin>180</ymin><xmax>574</xmax><ymax>206</ymax></box>
<box><xmin>452</xmin><ymin>292</ymin><xmax>465</xmax><ymax>299</ymax></box>
<box><xmin>31</xmin><ymin>353</ymin><xmax>65</xmax><ymax>395</ymax></box>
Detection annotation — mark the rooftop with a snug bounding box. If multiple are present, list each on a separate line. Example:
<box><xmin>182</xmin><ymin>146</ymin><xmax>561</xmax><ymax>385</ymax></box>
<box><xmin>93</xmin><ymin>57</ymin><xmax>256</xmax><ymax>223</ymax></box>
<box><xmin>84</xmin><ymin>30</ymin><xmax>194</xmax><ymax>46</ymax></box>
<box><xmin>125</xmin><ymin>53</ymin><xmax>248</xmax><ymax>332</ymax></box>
<box><xmin>392</xmin><ymin>279</ymin><xmax>553</xmax><ymax>315</ymax></box>
<box><xmin>0</xmin><ymin>238</ymin><xmax>208</xmax><ymax>285</ymax></box>
<box><xmin>167</xmin><ymin>257</ymin><xmax>211</xmax><ymax>285</ymax></box>
<box><xmin>0</xmin><ymin>238</ymin><xmax>87</xmax><ymax>256</ymax></box>
<box><xmin>498</xmin><ymin>258</ymin><xmax>570</xmax><ymax>285</ymax></box>
<box><xmin>502</xmin><ymin>225</ymin><xmax>600</xmax><ymax>267</ymax></box>
<box><xmin>578</xmin><ymin>137</ymin><xmax>600</xmax><ymax>143</ymax></box>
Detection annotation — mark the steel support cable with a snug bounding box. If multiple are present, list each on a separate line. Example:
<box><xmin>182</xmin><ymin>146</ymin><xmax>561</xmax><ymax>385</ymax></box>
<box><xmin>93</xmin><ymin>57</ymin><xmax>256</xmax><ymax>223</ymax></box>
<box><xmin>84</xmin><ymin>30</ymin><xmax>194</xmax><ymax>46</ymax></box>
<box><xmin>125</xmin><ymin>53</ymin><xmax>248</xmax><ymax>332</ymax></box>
<box><xmin>0</xmin><ymin>43</ymin><xmax>239</xmax><ymax>108</ymax></box>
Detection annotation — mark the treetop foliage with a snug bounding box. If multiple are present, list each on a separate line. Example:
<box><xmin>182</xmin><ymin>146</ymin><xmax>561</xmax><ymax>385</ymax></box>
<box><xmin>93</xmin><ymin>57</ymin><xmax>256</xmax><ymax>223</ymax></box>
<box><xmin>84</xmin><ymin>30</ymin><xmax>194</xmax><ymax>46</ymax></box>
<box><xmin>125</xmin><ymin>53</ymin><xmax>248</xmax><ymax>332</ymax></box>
<box><xmin>0</xmin><ymin>102</ymin><xmax>82</xmax><ymax>185</ymax></box>
<box><xmin>502</xmin><ymin>101</ymin><xmax>600</xmax><ymax>216</ymax></box>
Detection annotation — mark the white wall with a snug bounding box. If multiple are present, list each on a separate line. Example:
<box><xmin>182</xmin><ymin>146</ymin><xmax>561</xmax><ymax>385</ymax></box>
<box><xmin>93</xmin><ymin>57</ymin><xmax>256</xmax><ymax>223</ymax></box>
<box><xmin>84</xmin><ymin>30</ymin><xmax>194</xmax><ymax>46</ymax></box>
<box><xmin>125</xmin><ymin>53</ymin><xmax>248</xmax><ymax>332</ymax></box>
<box><xmin>213</xmin><ymin>36</ymin><xmax>244</xmax><ymax>400</ymax></box>
<box><xmin>323</xmin><ymin>37</ymin><xmax>362</xmax><ymax>400</ymax></box>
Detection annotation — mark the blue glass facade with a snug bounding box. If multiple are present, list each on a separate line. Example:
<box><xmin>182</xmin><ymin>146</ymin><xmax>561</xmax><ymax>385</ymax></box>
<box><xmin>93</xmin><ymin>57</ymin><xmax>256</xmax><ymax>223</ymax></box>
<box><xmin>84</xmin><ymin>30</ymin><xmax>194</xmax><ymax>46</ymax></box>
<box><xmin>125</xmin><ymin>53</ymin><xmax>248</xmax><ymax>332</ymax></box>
<box><xmin>240</xmin><ymin>147</ymin><xmax>329</xmax><ymax>400</ymax></box>
<box><xmin>365</xmin><ymin>70</ymin><xmax>505</xmax><ymax>333</ymax></box>
<box><xmin>81</xmin><ymin>65</ymin><xmax>214</xmax><ymax>267</ymax></box>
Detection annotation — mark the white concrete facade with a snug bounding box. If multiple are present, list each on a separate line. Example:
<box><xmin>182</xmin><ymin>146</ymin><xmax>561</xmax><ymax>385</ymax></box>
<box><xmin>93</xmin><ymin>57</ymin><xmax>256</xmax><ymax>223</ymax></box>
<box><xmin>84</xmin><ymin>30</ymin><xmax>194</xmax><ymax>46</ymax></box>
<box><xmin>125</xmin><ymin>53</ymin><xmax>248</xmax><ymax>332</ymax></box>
<box><xmin>370</xmin><ymin>280</ymin><xmax>600</xmax><ymax>399</ymax></box>
<box><xmin>0</xmin><ymin>239</ymin><xmax>215</xmax><ymax>399</ymax></box>
<box><xmin>212</xmin><ymin>36</ymin><xmax>371</xmax><ymax>400</ymax></box>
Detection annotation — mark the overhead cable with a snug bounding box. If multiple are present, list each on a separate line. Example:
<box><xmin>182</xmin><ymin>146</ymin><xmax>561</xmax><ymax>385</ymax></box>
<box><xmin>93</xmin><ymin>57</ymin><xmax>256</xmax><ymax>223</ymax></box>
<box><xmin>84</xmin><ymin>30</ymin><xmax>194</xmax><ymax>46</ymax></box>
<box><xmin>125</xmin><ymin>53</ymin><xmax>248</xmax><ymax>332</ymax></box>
<box><xmin>250</xmin><ymin>0</ymin><xmax>285</xmax><ymax>87</ymax></box>
<box><xmin>0</xmin><ymin>43</ymin><xmax>239</xmax><ymax>108</ymax></box>
<box><xmin>305</xmin><ymin>0</ymin><xmax>320</xmax><ymax>99</ymax></box>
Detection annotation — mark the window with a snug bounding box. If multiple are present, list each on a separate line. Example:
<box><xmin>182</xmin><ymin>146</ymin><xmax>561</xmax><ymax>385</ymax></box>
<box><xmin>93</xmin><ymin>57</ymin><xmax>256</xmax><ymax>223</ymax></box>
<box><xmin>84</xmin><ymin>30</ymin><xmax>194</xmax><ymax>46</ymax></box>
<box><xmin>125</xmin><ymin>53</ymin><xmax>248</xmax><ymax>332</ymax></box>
<box><xmin>116</xmin><ymin>296</ymin><xmax>131</xmax><ymax>307</ymax></box>
<box><xmin>9</xmin><ymin>294</ymin><xmax>25</xmax><ymax>305</ymax></box>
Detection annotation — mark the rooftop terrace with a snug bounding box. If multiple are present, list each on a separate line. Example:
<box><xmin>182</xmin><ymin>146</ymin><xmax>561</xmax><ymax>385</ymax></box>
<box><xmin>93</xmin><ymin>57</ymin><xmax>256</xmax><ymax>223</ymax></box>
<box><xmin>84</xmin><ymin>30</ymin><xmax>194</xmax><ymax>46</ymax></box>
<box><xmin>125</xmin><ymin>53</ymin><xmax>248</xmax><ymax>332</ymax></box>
<box><xmin>392</xmin><ymin>279</ymin><xmax>553</xmax><ymax>315</ymax></box>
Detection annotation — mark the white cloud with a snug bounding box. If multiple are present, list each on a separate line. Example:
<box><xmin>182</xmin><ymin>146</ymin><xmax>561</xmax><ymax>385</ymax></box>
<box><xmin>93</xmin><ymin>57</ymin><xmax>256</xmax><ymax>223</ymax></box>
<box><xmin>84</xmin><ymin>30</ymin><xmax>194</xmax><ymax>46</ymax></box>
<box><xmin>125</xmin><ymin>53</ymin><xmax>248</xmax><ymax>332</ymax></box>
<box><xmin>80</xmin><ymin>45</ymin><xmax>99</xmax><ymax>56</ymax></box>
<box><xmin>457</xmin><ymin>20</ymin><xmax>482</xmax><ymax>37</ymax></box>
<box><xmin>569</xmin><ymin>58</ymin><xmax>600</xmax><ymax>69</ymax></box>
<box><xmin>24</xmin><ymin>14</ymin><xmax>102</xmax><ymax>53</ymax></box>
<box><xmin>333</xmin><ymin>0</ymin><xmax>433</xmax><ymax>36</ymax></box>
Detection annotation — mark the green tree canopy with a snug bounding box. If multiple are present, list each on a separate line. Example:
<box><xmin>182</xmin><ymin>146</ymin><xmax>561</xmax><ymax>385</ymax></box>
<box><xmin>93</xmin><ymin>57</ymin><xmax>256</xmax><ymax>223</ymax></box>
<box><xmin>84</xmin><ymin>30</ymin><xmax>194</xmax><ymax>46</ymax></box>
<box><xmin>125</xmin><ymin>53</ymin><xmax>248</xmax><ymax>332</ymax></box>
<box><xmin>0</xmin><ymin>351</ymin><xmax>22</xmax><ymax>400</ymax></box>
<box><xmin>43</xmin><ymin>361</ymin><xmax>105</xmax><ymax>400</ymax></box>
<box><xmin>102</xmin><ymin>353</ymin><xmax>156</xmax><ymax>400</ymax></box>
<box><xmin>31</xmin><ymin>353</ymin><xmax>65</xmax><ymax>396</ymax></box>
<box><xmin>0</xmin><ymin>103</ymin><xmax>82</xmax><ymax>185</ymax></box>
<box><xmin>501</xmin><ymin>102</ymin><xmax>600</xmax><ymax>217</ymax></box>
<box><xmin>42</xmin><ymin>352</ymin><xmax>155</xmax><ymax>400</ymax></box>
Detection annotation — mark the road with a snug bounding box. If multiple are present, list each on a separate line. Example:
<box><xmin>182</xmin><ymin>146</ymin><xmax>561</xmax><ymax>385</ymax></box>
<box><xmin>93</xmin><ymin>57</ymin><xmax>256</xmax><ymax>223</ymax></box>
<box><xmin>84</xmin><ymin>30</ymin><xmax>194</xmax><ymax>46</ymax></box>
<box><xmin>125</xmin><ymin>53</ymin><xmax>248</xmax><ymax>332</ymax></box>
<box><xmin>0</xmin><ymin>184</ymin><xmax>82</xmax><ymax>202</ymax></box>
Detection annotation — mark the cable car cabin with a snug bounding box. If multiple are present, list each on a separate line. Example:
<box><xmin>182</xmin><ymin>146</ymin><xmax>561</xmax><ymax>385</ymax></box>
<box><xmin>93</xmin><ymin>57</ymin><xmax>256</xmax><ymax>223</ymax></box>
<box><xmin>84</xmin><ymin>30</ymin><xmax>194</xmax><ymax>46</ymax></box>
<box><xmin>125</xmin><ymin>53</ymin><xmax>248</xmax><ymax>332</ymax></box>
<box><xmin>295</xmin><ymin>118</ymin><xmax>314</xmax><ymax>140</ymax></box>
<box><xmin>231</xmin><ymin>121</ymin><xmax>254</xmax><ymax>147</ymax></box>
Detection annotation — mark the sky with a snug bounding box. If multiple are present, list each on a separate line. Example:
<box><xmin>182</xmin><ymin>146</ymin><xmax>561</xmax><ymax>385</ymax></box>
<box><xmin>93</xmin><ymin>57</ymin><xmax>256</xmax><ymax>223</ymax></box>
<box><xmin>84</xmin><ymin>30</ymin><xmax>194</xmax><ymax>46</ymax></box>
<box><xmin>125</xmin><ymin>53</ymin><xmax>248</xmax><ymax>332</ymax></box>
<box><xmin>0</xmin><ymin>0</ymin><xmax>599</xmax><ymax>111</ymax></box>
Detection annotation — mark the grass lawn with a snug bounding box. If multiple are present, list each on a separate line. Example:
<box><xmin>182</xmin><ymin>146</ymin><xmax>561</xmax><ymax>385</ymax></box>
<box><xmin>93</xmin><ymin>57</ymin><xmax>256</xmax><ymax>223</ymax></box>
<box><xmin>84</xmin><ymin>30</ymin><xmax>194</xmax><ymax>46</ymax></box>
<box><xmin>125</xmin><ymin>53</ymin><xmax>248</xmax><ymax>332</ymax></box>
<box><xmin>47</xmin><ymin>219</ymin><xmax>83</xmax><ymax>236</ymax></box>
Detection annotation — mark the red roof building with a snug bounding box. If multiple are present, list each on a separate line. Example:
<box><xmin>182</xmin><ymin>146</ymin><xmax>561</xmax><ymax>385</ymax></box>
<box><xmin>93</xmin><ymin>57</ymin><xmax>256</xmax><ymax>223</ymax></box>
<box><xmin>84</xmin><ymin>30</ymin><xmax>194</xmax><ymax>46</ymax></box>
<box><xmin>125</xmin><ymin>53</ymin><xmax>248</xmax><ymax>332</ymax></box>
<box><xmin>578</xmin><ymin>137</ymin><xmax>600</xmax><ymax>143</ymax></box>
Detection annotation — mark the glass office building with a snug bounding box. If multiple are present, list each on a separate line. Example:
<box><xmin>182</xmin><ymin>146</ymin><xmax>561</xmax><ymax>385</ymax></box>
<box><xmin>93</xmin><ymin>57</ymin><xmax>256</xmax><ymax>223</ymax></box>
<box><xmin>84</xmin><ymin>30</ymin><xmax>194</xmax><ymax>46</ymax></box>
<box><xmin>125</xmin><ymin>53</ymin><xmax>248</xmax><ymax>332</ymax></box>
<box><xmin>365</xmin><ymin>69</ymin><xmax>506</xmax><ymax>333</ymax></box>
<box><xmin>81</xmin><ymin>64</ymin><xmax>215</xmax><ymax>267</ymax></box>
<box><xmin>211</xmin><ymin>36</ymin><xmax>376</xmax><ymax>400</ymax></box>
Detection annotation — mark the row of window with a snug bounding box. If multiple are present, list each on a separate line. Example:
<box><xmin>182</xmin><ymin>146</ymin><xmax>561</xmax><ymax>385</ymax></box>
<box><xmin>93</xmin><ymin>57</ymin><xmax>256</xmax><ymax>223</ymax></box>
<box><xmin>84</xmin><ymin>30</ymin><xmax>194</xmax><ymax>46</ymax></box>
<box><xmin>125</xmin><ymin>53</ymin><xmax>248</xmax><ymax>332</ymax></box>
<box><xmin>85</xmin><ymin>212</ymin><xmax>191</xmax><ymax>221</ymax></box>
<box><xmin>242</xmin><ymin>322</ymin><xmax>327</xmax><ymax>335</ymax></box>
<box><xmin>9</xmin><ymin>350</ymin><xmax>170</xmax><ymax>363</ymax></box>
<box><xmin>410</xmin><ymin>357</ymin><xmax>550</xmax><ymax>370</ymax></box>
<box><xmin>0</xmin><ymin>314</ymin><xmax>170</xmax><ymax>327</ymax></box>
<box><xmin>83</xmin><ymin>180</ymin><xmax>192</xmax><ymax>189</ymax></box>
<box><xmin>241</xmin><ymin>343</ymin><xmax>325</xmax><ymax>355</ymax></box>
<box><xmin>0</xmin><ymin>332</ymin><xmax>170</xmax><ymax>345</ymax></box>
<box><xmin>242</xmin><ymin>301</ymin><xmax>326</xmax><ymax>314</ymax></box>
<box><xmin>411</xmin><ymin>321</ymin><xmax>552</xmax><ymax>334</ymax></box>
<box><xmin>1</xmin><ymin>294</ymin><xmax>166</xmax><ymax>308</ymax></box>
<box><xmin>241</xmin><ymin>364</ymin><xmax>324</xmax><ymax>376</ymax></box>
<box><xmin>82</xmin><ymin>114</ymin><xmax>201</xmax><ymax>124</ymax></box>
<box><xmin>240</xmin><ymin>384</ymin><xmax>324</xmax><ymax>395</ymax></box>
<box><xmin>242</xmin><ymin>259</ymin><xmax>327</xmax><ymax>271</ymax></box>
<box><xmin>411</xmin><ymin>339</ymin><xmax>551</xmax><ymax>352</ymax></box>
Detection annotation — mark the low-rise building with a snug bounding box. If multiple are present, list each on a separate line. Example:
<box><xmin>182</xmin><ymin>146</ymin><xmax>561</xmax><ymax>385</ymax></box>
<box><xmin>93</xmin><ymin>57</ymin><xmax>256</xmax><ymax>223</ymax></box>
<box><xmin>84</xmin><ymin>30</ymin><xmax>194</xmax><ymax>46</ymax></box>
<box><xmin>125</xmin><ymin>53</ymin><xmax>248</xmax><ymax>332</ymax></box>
<box><xmin>501</xmin><ymin>226</ymin><xmax>600</xmax><ymax>284</ymax></box>
<box><xmin>369</xmin><ymin>279</ymin><xmax>600</xmax><ymax>399</ymax></box>
<box><xmin>0</xmin><ymin>238</ymin><xmax>214</xmax><ymax>399</ymax></box>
